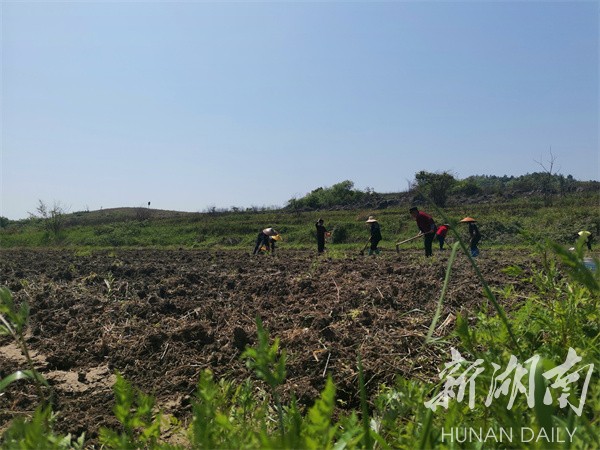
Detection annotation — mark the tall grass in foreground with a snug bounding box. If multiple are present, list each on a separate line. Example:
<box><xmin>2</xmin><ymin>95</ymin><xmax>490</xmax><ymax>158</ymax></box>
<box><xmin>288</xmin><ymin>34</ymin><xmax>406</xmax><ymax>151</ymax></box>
<box><xmin>1</xmin><ymin>240</ymin><xmax>599</xmax><ymax>449</ymax></box>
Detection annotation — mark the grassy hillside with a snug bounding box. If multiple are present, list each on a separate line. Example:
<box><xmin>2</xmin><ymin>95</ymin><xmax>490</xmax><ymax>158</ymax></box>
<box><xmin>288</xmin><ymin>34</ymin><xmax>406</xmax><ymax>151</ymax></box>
<box><xmin>1</xmin><ymin>191</ymin><xmax>598</xmax><ymax>250</ymax></box>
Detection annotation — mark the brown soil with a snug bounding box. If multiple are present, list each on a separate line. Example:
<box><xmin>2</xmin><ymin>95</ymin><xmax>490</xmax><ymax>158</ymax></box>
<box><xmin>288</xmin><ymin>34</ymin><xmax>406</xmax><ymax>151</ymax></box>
<box><xmin>0</xmin><ymin>248</ymin><xmax>533</xmax><ymax>446</ymax></box>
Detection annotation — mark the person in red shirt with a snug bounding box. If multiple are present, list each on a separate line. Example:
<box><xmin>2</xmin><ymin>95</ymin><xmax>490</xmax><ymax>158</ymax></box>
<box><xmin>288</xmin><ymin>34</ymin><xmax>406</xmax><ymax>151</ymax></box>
<box><xmin>409</xmin><ymin>207</ymin><xmax>437</xmax><ymax>257</ymax></box>
<box><xmin>435</xmin><ymin>224</ymin><xmax>450</xmax><ymax>250</ymax></box>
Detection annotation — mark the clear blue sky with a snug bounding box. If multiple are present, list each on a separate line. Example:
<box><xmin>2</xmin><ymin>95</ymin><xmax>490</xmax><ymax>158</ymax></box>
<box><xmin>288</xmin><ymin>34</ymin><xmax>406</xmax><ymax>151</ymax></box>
<box><xmin>1</xmin><ymin>1</ymin><xmax>598</xmax><ymax>220</ymax></box>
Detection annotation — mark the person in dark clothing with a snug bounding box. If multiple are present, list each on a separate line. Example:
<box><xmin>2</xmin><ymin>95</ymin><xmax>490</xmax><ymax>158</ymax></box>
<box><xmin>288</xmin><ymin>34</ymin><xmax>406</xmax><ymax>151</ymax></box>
<box><xmin>409</xmin><ymin>207</ymin><xmax>437</xmax><ymax>257</ymax></box>
<box><xmin>366</xmin><ymin>216</ymin><xmax>382</xmax><ymax>255</ymax></box>
<box><xmin>435</xmin><ymin>224</ymin><xmax>450</xmax><ymax>250</ymax></box>
<box><xmin>253</xmin><ymin>227</ymin><xmax>279</xmax><ymax>254</ymax></box>
<box><xmin>315</xmin><ymin>218</ymin><xmax>330</xmax><ymax>253</ymax></box>
<box><xmin>460</xmin><ymin>217</ymin><xmax>481</xmax><ymax>257</ymax></box>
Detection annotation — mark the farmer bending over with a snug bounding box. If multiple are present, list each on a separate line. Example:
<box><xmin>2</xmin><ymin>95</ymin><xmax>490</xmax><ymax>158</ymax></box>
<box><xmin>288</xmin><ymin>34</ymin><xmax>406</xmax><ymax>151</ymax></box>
<box><xmin>409</xmin><ymin>207</ymin><xmax>437</xmax><ymax>257</ymax></box>
<box><xmin>578</xmin><ymin>230</ymin><xmax>593</xmax><ymax>251</ymax></box>
<box><xmin>436</xmin><ymin>224</ymin><xmax>450</xmax><ymax>250</ymax></box>
<box><xmin>253</xmin><ymin>227</ymin><xmax>280</xmax><ymax>255</ymax></box>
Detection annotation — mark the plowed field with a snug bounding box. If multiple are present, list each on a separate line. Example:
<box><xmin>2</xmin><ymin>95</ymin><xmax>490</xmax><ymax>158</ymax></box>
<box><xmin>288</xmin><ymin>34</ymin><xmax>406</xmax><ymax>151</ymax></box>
<box><xmin>0</xmin><ymin>248</ymin><xmax>533</xmax><ymax>445</ymax></box>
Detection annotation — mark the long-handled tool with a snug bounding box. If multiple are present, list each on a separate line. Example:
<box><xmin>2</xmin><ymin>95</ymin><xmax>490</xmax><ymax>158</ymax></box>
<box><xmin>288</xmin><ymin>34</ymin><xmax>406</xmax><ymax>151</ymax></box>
<box><xmin>395</xmin><ymin>233</ymin><xmax>422</xmax><ymax>253</ymax></box>
<box><xmin>359</xmin><ymin>238</ymin><xmax>371</xmax><ymax>255</ymax></box>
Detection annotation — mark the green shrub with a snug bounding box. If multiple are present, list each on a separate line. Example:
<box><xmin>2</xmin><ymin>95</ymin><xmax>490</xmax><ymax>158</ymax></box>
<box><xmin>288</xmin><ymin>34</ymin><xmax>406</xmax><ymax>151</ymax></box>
<box><xmin>414</xmin><ymin>171</ymin><xmax>457</xmax><ymax>207</ymax></box>
<box><xmin>287</xmin><ymin>180</ymin><xmax>366</xmax><ymax>210</ymax></box>
<box><xmin>331</xmin><ymin>225</ymin><xmax>349</xmax><ymax>244</ymax></box>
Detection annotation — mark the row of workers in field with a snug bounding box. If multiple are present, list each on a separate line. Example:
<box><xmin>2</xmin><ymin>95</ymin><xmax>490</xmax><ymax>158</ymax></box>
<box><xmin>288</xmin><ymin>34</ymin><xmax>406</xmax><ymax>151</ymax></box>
<box><xmin>253</xmin><ymin>206</ymin><xmax>482</xmax><ymax>257</ymax></box>
<box><xmin>255</xmin><ymin>208</ymin><xmax>595</xmax><ymax>258</ymax></box>
<box><xmin>357</xmin><ymin>207</ymin><xmax>481</xmax><ymax>257</ymax></box>
<box><xmin>324</xmin><ymin>207</ymin><xmax>480</xmax><ymax>257</ymax></box>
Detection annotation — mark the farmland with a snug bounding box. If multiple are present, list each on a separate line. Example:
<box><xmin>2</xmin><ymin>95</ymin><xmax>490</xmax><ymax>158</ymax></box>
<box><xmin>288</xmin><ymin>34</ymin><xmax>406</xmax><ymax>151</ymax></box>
<box><xmin>1</xmin><ymin>248</ymin><xmax>536</xmax><ymax>444</ymax></box>
<box><xmin>1</xmin><ymin>191</ymin><xmax>599</xmax><ymax>448</ymax></box>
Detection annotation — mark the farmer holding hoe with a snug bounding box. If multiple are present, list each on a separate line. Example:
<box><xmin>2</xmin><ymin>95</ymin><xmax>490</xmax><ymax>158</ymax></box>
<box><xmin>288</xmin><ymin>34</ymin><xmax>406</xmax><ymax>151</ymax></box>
<box><xmin>315</xmin><ymin>218</ymin><xmax>331</xmax><ymax>254</ymax></box>
<box><xmin>409</xmin><ymin>207</ymin><xmax>437</xmax><ymax>257</ymax></box>
<box><xmin>365</xmin><ymin>216</ymin><xmax>382</xmax><ymax>255</ymax></box>
<box><xmin>460</xmin><ymin>217</ymin><xmax>481</xmax><ymax>257</ymax></box>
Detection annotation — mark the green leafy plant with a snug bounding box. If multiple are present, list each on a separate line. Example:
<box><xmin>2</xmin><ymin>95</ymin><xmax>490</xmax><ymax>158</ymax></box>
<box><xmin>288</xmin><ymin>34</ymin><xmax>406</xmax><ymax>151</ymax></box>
<box><xmin>0</xmin><ymin>287</ymin><xmax>48</xmax><ymax>401</ymax></box>
<box><xmin>189</xmin><ymin>371</ymin><xmax>267</xmax><ymax>449</ymax></box>
<box><xmin>1</xmin><ymin>408</ymin><xmax>85</xmax><ymax>450</ymax></box>
<box><xmin>0</xmin><ymin>287</ymin><xmax>85</xmax><ymax>449</ymax></box>
<box><xmin>99</xmin><ymin>372</ymin><xmax>163</xmax><ymax>449</ymax></box>
<box><xmin>302</xmin><ymin>377</ymin><xmax>338</xmax><ymax>450</ymax></box>
<box><xmin>242</xmin><ymin>316</ymin><xmax>287</xmax><ymax>441</ymax></box>
<box><xmin>189</xmin><ymin>324</ymin><xmax>348</xmax><ymax>449</ymax></box>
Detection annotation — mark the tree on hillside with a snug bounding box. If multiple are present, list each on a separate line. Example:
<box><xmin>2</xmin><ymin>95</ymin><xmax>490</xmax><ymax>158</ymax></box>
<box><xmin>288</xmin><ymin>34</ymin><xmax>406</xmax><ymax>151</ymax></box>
<box><xmin>28</xmin><ymin>200</ymin><xmax>67</xmax><ymax>241</ymax></box>
<box><xmin>287</xmin><ymin>180</ymin><xmax>366</xmax><ymax>210</ymax></box>
<box><xmin>557</xmin><ymin>174</ymin><xmax>577</xmax><ymax>197</ymax></box>
<box><xmin>452</xmin><ymin>179</ymin><xmax>482</xmax><ymax>197</ymax></box>
<box><xmin>413</xmin><ymin>171</ymin><xmax>457</xmax><ymax>207</ymax></box>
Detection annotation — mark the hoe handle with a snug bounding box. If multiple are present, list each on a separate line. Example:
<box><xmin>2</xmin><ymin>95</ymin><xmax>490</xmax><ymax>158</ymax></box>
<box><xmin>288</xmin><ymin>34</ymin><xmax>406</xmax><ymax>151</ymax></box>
<box><xmin>395</xmin><ymin>234</ymin><xmax>423</xmax><ymax>253</ymax></box>
<box><xmin>360</xmin><ymin>238</ymin><xmax>371</xmax><ymax>255</ymax></box>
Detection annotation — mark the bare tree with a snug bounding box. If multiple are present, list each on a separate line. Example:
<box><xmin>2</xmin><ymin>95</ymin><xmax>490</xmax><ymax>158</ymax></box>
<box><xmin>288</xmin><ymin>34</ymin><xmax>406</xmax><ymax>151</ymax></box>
<box><xmin>534</xmin><ymin>147</ymin><xmax>560</xmax><ymax>175</ymax></box>
<box><xmin>534</xmin><ymin>148</ymin><xmax>560</xmax><ymax>206</ymax></box>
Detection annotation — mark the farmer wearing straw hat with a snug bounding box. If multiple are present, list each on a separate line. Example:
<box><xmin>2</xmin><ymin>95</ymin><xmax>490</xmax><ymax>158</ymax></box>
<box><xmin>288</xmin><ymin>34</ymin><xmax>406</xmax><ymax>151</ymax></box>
<box><xmin>366</xmin><ymin>216</ymin><xmax>382</xmax><ymax>255</ymax></box>
<box><xmin>253</xmin><ymin>227</ymin><xmax>280</xmax><ymax>255</ymax></box>
<box><xmin>409</xmin><ymin>207</ymin><xmax>437</xmax><ymax>257</ymax></box>
<box><xmin>460</xmin><ymin>217</ymin><xmax>481</xmax><ymax>257</ymax></box>
<box><xmin>315</xmin><ymin>218</ymin><xmax>330</xmax><ymax>254</ymax></box>
<box><xmin>578</xmin><ymin>230</ymin><xmax>593</xmax><ymax>250</ymax></box>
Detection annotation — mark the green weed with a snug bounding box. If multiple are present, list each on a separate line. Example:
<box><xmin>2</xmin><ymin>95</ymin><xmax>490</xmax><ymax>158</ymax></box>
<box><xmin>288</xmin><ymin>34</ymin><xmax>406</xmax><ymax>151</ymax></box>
<box><xmin>242</xmin><ymin>316</ymin><xmax>287</xmax><ymax>441</ymax></box>
<box><xmin>0</xmin><ymin>287</ymin><xmax>84</xmax><ymax>449</ymax></box>
<box><xmin>0</xmin><ymin>287</ymin><xmax>48</xmax><ymax>402</ymax></box>
<box><xmin>99</xmin><ymin>373</ymin><xmax>163</xmax><ymax>449</ymax></box>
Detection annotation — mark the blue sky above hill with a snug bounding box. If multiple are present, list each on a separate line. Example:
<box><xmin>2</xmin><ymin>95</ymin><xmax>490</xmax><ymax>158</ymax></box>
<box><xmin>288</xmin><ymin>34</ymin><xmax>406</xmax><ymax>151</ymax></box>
<box><xmin>1</xmin><ymin>1</ymin><xmax>597</xmax><ymax>219</ymax></box>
